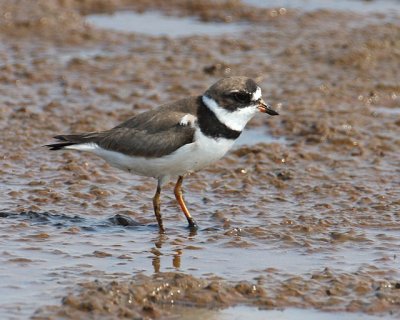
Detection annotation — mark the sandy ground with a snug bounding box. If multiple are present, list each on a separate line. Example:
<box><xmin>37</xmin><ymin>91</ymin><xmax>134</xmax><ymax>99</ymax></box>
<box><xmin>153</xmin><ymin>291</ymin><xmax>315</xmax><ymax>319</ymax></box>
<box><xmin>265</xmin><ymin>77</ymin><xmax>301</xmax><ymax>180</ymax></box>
<box><xmin>0</xmin><ymin>0</ymin><xmax>399</xmax><ymax>319</ymax></box>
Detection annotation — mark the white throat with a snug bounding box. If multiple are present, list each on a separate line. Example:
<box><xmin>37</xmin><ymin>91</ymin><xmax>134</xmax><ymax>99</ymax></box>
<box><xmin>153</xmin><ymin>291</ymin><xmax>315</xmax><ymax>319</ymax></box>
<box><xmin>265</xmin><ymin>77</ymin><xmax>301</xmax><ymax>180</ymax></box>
<box><xmin>202</xmin><ymin>95</ymin><xmax>258</xmax><ymax>132</ymax></box>
<box><xmin>253</xmin><ymin>87</ymin><xmax>262</xmax><ymax>101</ymax></box>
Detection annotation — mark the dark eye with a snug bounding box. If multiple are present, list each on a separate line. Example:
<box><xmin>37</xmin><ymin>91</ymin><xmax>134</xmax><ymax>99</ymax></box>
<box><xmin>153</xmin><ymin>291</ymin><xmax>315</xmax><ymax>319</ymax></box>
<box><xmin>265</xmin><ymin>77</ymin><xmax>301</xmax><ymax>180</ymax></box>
<box><xmin>232</xmin><ymin>91</ymin><xmax>251</xmax><ymax>104</ymax></box>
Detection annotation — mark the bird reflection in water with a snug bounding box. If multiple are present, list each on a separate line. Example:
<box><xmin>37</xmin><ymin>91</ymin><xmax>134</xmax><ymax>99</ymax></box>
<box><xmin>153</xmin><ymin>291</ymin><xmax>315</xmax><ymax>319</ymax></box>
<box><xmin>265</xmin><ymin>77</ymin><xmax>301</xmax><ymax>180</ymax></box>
<box><xmin>151</xmin><ymin>229</ymin><xmax>197</xmax><ymax>273</ymax></box>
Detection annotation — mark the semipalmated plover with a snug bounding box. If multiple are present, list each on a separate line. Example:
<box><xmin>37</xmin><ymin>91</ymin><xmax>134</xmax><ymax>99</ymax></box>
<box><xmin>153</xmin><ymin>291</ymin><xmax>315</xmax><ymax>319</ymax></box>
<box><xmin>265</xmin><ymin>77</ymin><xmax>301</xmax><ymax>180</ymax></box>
<box><xmin>47</xmin><ymin>77</ymin><xmax>278</xmax><ymax>232</ymax></box>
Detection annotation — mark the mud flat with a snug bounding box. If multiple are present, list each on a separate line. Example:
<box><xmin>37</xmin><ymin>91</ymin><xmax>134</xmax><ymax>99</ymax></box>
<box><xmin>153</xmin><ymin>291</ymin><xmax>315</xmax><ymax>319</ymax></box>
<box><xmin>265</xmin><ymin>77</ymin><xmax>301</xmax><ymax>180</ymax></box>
<box><xmin>0</xmin><ymin>0</ymin><xmax>399</xmax><ymax>319</ymax></box>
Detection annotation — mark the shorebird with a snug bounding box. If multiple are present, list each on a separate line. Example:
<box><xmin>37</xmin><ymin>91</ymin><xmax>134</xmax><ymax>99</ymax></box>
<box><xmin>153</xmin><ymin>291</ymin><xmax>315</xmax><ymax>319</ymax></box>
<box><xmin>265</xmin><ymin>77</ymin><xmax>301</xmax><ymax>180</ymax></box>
<box><xmin>46</xmin><ymin>77</ymin><xmax>278</xmax><ymax>232</ymax></box>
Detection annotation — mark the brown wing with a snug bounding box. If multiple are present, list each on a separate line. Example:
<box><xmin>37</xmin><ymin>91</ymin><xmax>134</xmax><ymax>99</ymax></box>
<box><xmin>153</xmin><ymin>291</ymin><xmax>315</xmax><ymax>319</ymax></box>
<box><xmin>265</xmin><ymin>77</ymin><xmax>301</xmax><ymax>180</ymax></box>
<box><xmin>48</xmin><ymin>97</ymin><xmax>201</xmax><ymax>158</ymax></box>
<box><xmin>94</xmin><ymin>124</ymin><xmax>195</xmax><ymax>157</ymax></box>
<box><xmin>114</xmin><ymin>96</ymin><xmax>199</xmax><ymax>132</ymax></box>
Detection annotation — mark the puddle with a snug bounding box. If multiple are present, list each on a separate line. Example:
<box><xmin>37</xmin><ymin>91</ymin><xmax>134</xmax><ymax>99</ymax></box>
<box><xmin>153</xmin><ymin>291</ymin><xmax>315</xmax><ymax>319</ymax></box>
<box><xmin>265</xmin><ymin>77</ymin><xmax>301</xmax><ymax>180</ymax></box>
<box><xmin>175</xmin><ymin>305</ymin><xmax>393</xmax><ymax>320</ymax></box>
<box><xmin>219</xmin><ymin>306</ymin><xmax>394</xmax><ymax>320</ymax></box>
<box><xmin>86</xmin><ymin>11</ymin><xmax>245</xmax><ymax>37</ymax></box>
<box><xmin>235</xmin><ymin>127</ymin><xmax>287</xmax><ymax>147</ymax></box>
<box><xmin>244</xmin><ymin>0</ymin><xmax>400</xmax><ymax>13</ymax></box>
<box><xmin>1</xmin><ymin>211</ymin><xmax>400</xmax><ymax>318</ymax></box>
<box><xmin>372</xmin><ymin>106</ymin><xmax>400</xmax><ymax>115</ymax></box>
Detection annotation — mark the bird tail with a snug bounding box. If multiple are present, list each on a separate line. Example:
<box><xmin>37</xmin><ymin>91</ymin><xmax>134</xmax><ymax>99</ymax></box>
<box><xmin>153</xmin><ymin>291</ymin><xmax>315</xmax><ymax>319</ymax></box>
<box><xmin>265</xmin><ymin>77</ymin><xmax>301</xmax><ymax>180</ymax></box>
<box><xmin>45</xmin><ymin>134</ymin><xmax>97</xmax><ymax>151</ymax></box>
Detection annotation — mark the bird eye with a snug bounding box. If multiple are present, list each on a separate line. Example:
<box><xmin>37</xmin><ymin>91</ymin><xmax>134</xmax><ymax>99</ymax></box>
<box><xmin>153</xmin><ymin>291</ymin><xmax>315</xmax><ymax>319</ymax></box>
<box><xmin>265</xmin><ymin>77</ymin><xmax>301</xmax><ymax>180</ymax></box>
<box><xmin>232</xmin><ymin>91</ymin><xmax>251</xmax><ymax>104</ymax></box>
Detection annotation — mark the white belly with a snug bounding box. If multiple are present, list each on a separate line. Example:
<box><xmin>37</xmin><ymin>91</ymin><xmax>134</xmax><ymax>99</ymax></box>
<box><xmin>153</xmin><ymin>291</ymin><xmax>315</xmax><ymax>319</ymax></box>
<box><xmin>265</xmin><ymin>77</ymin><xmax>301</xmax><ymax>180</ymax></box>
<box><xmin>89</xmin><ymin>129</ymin><xmax>235</xmax><ymax>180</ymax></box>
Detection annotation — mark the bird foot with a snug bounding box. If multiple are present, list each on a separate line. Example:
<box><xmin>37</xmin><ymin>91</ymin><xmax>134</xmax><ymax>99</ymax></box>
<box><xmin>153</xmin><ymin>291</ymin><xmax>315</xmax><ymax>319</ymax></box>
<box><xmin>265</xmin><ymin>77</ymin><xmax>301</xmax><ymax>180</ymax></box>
<box><xmin>187</xmin><ymin>218</ymin><xmax>199</xmax><ymax>230</ymax></box>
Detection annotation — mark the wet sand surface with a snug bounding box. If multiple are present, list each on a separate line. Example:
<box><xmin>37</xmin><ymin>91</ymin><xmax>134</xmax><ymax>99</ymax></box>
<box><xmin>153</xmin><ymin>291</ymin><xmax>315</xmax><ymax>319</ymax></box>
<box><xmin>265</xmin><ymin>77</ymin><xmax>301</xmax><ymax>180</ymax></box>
<box><xmin>0</xmin><ymin>0</ymin><xmax>399</xmax><ymax>319</ymax></box>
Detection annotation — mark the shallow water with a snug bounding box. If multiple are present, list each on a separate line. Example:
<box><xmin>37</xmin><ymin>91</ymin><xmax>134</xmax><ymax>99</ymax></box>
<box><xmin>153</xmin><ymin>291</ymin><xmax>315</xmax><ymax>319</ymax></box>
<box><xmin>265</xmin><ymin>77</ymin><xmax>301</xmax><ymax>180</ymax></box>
<box><xmin>244</xmin><ymin>0</ymin><xmax>400</xmax><ymax>13</ymax></box>
<box><xmin>1</xmin><ymin>209</ymin><xmax>399</xmax><ymax>318</ymax></box>
<box><xmin>177</xmin><ymin>305</ymin><xmax>390</xmax><ymax>320</ymax></box>
<box><xmin>1</xmin><ymin>0</ymin><xmax>400</xmax><ymax>319</ymax></box>
<box><xmin>235</xmin><ymin>127</ymin><xmax>287</xmax><ymax>147</ymax></box>
<box><xmin>86</xmin><ymin>11</ymin><xmax>246</xmax><ymax>36</ymax></box>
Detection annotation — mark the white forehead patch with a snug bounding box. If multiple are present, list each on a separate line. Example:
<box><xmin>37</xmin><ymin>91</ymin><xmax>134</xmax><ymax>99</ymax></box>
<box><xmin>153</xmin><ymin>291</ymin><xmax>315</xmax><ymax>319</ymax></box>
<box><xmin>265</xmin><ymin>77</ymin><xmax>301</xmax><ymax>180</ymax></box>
<box><xmin>252</xmin><ymin>87</ymin><xmax>262</xmax><ymax>101</ymax></box>
<box><xmin>179</xmin><ymin>114</ymin><xmax>197</xmax><ymax>126</ymax></box>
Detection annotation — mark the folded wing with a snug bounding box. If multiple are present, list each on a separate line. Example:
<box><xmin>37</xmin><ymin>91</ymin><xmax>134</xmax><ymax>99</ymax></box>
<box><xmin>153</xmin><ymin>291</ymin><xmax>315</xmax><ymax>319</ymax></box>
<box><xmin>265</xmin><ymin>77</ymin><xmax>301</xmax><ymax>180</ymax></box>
<box><xmin>46</xmin><ymin>109</ymin><xmax>197</xmax><ymax>158</ymax></box>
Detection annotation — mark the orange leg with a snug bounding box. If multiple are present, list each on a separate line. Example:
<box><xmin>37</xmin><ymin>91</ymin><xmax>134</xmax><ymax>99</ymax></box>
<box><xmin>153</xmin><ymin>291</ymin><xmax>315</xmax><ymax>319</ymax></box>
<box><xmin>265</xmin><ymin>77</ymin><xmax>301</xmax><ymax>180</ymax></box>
<box><xmin>152</xmin><ymin>182</ymin><xmax>165</xmax><ymax>233</ymax></box>
<box><xmin>174</xmin><ymin>176</ymin><xmax>198</xmax><ymax>229</ymax></box>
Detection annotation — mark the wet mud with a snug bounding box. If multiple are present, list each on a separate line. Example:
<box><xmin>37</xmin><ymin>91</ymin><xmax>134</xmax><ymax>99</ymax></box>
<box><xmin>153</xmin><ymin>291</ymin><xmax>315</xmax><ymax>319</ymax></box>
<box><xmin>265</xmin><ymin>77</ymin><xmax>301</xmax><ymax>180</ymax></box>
<box><xmin>33</xmin><ymin>270</ymin><xmax>400</xmax><ymax>319</ymax></box>
<box><xmin>0</xmin><ymin>0</ymin><xmax>399</xmax><ymax>319</ymax></box>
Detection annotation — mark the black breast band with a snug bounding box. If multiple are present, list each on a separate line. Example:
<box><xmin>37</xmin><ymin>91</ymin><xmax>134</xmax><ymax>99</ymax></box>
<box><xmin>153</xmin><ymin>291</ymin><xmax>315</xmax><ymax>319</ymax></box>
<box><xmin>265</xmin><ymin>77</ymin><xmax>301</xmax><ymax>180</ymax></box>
<box><xmin>197</xmin><ymin>96</ymin><xmax>242</xmax><ymax>140</ymax></box>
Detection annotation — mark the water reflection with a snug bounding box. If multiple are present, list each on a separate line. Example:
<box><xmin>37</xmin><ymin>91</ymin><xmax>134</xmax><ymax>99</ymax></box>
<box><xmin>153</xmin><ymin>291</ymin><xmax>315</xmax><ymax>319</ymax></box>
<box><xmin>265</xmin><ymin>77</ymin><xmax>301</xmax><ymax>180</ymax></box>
<box><xmin>173</xmin><ymin>249</ymin><xmax>182</xmax><ymax>269</ymax></box>
<box><xmin>151</xmin><ymin>230</ymin><xmax>194</xmax><ymax>273</ymax></box>
<box><xmin>152</xmin><ymin>249</ymin><xmax>181</xmax><ymax>273</ymax></box>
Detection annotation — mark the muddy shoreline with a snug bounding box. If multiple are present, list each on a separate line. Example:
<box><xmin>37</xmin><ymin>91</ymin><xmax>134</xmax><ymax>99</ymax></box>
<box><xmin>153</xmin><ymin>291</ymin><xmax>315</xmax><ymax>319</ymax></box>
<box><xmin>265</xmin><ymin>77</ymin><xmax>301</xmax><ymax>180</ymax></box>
<box><xmin>0</xmin><ymin>0</ymin><xmax>399</xmax><ymax>319</ymax></box>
